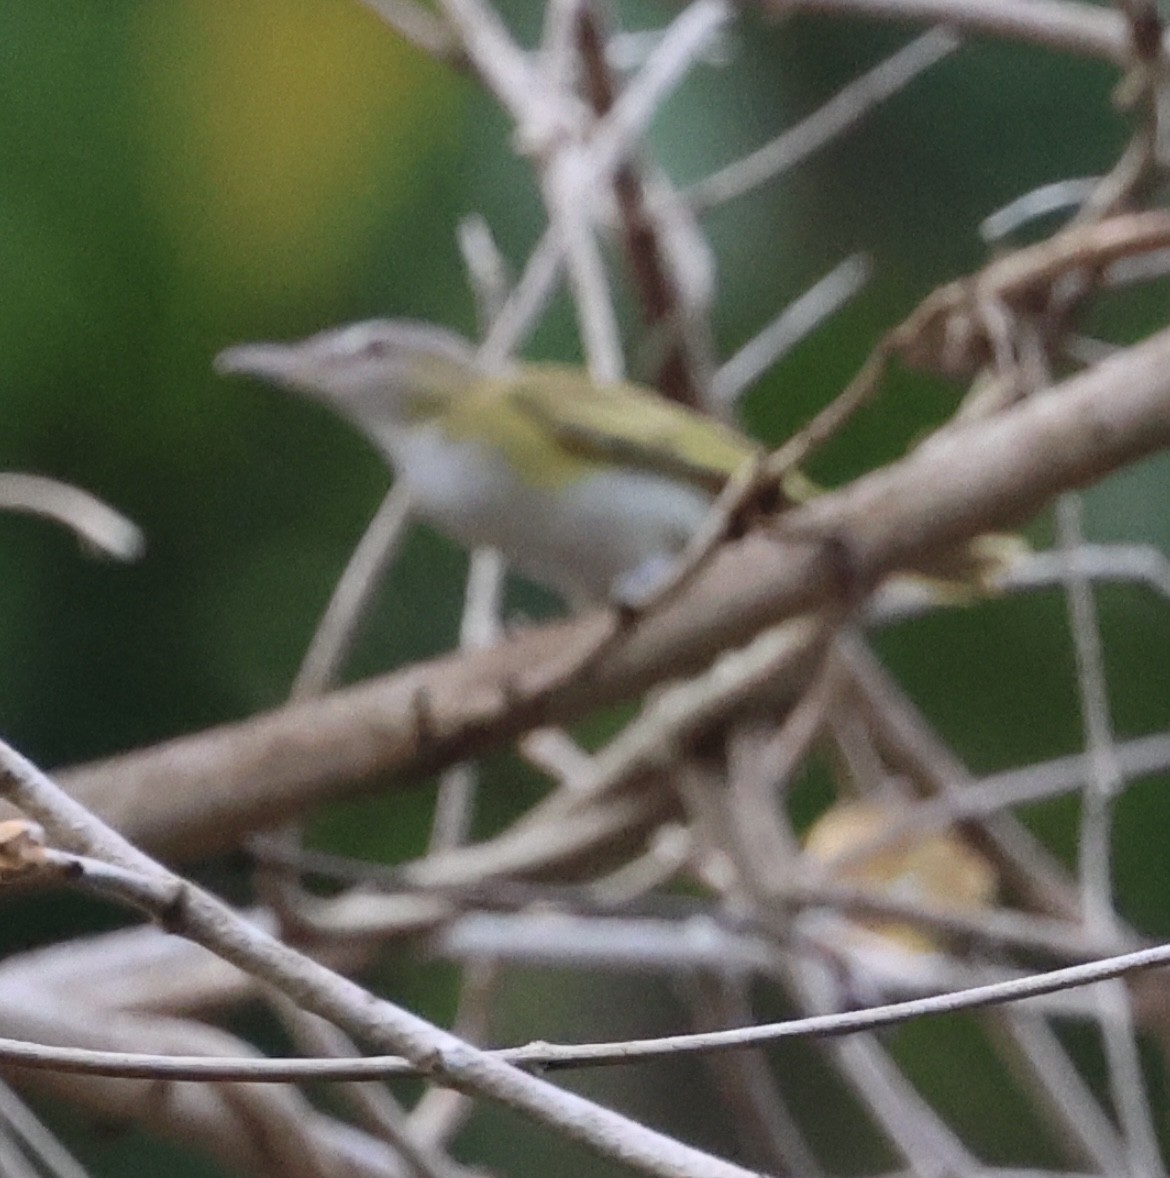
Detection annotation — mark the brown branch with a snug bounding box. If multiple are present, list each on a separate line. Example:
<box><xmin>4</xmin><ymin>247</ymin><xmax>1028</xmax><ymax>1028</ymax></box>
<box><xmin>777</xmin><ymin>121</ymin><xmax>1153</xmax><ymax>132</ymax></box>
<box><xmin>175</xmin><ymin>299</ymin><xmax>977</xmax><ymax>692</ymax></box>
<box><xmin>576</xmin><ymin>4</ymin><xmax>703</xmax><ymax>405</ymax></box>
<box><xmin>53</xmin><ymin>324</ymin><xmax>1170</xmax><ymax>860</ymax></box>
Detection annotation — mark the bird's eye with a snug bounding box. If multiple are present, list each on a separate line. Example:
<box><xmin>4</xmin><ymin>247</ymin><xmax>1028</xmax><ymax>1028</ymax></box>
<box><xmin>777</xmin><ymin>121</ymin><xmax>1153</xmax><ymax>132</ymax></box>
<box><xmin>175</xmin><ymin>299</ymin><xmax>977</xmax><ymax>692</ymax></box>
<box><xmin>361</xmin><ymin>337</ymin><xmax>389</xmax><ymax>359</ymax></box>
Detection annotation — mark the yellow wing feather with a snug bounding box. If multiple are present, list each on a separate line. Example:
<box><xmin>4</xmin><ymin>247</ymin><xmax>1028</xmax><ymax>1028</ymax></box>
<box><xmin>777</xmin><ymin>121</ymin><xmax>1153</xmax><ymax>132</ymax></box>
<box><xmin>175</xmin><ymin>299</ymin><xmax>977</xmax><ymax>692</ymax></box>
<box><xmin>506</xmin><ymin>365</ymin><xmax>759</xmax><ymax>493</ymax></box>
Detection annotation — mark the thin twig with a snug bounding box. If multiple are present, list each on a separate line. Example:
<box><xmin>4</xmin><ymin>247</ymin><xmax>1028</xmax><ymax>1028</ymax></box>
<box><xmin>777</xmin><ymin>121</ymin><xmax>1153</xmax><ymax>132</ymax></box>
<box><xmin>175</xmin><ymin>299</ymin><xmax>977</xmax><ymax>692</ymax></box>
<box><xmin>407</xmin><ymin>960</ymin><xmax>500</xmax><ymax>1148</ymax></box>
<box><xmin>429</xmin><ymin>547</ymin><xmax>505</xmax><ymax>852</ymax></box>
<box><xmin>588</xmin><ymin>0</ymin><xmax>732</xmax><ymax>181</ymax></box>
<box><xmin>0</xmin><ymin>737</ymin><xmax>762</xmax><ymax>1178</ymax></box>
<box><xmin>0</xmin><ymin>473</ymin><xmax>143</xmax><ymax>562</ymax></box>
<box><xmin>710</xmin><ymin>254</ymin><xmax>871</xmax><ymax>411</ymax></box>
<box><xmin>256</xmin><ymin>485</ymin><xmax>414</xmax><ymax>930</ymax></box>
<box><xmin>1056</xmin><ymin>495</ymin><xmax>1164</xmax><ymax>1177</ymax></box>
<box><xmin>479</xmin><ymin>227</ymin><xmax>564</xmax><ymax>367</ymax></box>
<box><xmin>11</xmin><ymin>926</ymin><xmax>1170</xmax><ymax>1083</ymax></box>
<box><xmin>358</xmin><ymin>0</ymin><xmax>462</xmax><ymax>61</ymax></box>
<box><xmin>0</xmin><ymin>1132</ymin><xmax>38</xmax><ymax>1178</ymax></box>
<box><xmin>687</xmin><ymin>28</ymin><xmax>960</xmax><ymax>213</ymax></box>
<box><xmin>1057</xmin><ymin>503</ymin><xmax>1123</xmax><ymax>935</ymax></box>
<box><xmin>785</xmin><ymin>929</ymin><xmax>980</xmax><ymax>1174</ymax></box>
<box><xmin>429</xmin><ymin>219</ymin><xmax>513</xmax><ymax>854</ymax></box>
<box><xmin>987</xmin><ymin>1010</ymin><xmax>1127</xmax><ymax>1174</ymax></box>
<box><xmin>269</xmin><ymin>992</ymin><xmax>474</xmax><ymax>1178</ymax></box>
<box><xmin>291</xmin><ymin>485</ymin><xmax>413</xmax><ymax>699</ymax></box>
<box><xmin>754</xmin><ymin>0</ymin><xmax>1130</xmax><ymax>66</ymax></box>
<box><xmin>457</xmin><ymin>214</ymin><xmax>512</xmax><ymax>332</ymax></box>
<box><xmin>543</xmin><ymin>147</ymin><xmax>628</xmax><ymax>381</ymax></box>
<box><xmin>0</xmin><ymin>1081</ymin><xmax>89</xmax><ymax>1178</ymax></box>
<box><xmin>980</xmin><ymin>177</ymin><xmax>1102</xmax><ymax>242</ymax></box>
<box><xmin>682</xmin><ymin>973</ymin><xmax>827</xmax><ymax>1177</ymax></box>
<box><xmin>435</xmin><ymin>0</ymin><xmax>557</xmax><ymax>136</ymax></box>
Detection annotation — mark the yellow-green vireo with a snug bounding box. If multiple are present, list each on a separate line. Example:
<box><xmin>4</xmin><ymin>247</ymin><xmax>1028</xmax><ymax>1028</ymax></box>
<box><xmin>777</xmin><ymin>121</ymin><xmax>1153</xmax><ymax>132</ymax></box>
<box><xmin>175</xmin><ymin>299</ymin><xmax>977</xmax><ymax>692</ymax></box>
<box><xmin>215</xmin><ymin>319</ymin><xmax>1014</xmax><ymax>605</ymax></box>
<box><xmin>216</xmin><ymin>320</ymin><xmax>776</xmax><ymax>604</ymax></box>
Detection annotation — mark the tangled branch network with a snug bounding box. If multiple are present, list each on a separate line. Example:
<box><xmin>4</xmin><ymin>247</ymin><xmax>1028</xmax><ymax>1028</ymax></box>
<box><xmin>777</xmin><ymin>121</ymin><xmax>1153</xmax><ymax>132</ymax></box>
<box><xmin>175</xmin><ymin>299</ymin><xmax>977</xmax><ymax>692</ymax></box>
<box><xmin>7</xmin><ymin>3</ymin><xmax>1170</xmax><ymax>1177</ymax></box>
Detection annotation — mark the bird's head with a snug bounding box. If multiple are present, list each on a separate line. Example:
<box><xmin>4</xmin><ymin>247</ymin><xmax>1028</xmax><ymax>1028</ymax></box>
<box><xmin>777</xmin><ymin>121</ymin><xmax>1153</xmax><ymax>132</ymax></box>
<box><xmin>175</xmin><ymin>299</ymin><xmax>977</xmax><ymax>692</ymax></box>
<box><xmin>215</xmin><ymin>320</ymin><xmax>481</xmax><ymax>439</ymax></box>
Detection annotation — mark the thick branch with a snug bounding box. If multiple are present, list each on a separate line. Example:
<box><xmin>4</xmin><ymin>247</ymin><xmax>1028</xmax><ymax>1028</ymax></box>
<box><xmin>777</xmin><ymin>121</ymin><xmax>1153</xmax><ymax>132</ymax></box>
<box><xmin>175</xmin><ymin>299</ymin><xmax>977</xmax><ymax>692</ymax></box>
<box><xmin>57</xmin><ymin>325</ymin><xmax>1170</xmax><ymax>859</ymax></box>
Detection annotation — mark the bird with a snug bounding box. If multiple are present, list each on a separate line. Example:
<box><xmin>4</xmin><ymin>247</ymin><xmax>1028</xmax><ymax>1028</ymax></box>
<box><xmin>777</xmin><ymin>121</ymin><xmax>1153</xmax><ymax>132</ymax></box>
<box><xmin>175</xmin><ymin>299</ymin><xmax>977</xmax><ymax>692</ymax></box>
<box><xmin>216</xmin><ymin>319</ymin><xmax>778</xmax><ymax>605</ymax></box>
<box><xmin>215</xmin><ymin>319</ymin><xmax>1019</xmax><ymax>606</ymax></box>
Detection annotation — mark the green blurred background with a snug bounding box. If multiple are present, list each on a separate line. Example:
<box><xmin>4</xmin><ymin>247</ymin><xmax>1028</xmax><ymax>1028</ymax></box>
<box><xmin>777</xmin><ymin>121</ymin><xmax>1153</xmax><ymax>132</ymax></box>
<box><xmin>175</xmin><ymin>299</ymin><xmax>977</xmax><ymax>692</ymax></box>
<box><xmin>3</xmin><ymin>1</ymin><xmax>1170</xmax><ymax>1173</ymax></box>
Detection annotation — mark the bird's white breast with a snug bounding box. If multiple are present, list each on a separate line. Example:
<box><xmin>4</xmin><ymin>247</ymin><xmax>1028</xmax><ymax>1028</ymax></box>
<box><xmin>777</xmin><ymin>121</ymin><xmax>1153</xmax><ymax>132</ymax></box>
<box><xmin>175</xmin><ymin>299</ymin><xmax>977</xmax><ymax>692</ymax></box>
<box><xmin>385</xmin><ymin>423</ymin><xmax>714</xmax><ymax>602</ymax></box>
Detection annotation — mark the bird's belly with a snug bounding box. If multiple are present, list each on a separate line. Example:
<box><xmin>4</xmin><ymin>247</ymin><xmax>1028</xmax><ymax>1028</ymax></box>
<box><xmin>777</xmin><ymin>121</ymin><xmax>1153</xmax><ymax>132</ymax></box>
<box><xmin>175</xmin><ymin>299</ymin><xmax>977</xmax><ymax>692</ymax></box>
<box><xmin>395</xmin><ymin>429</ymin><xmax>714</xmax><ymax>602</ymax></box>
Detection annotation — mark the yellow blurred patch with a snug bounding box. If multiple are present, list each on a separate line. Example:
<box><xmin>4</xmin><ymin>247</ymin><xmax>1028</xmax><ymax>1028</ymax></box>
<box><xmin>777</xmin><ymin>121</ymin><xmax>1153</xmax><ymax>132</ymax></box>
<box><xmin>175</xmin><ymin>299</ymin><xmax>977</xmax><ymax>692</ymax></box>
<box><xmin>133</xmin><ymin>0</ymin><xmax>458</xmax><ymax>305</ymax></box>
<box><xmin>804</xmin><ymin>800</ymin><xmax>997</xmax><ymax>954</ymax></box>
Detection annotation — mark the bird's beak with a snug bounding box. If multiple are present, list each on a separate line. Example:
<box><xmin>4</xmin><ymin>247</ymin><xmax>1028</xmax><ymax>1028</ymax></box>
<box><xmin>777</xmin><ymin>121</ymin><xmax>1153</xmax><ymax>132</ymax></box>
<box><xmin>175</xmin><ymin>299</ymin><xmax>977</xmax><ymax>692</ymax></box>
<box><xmin>214</xmin><ymin>341</ymin><xmax>309</xmax><ymax>388</ymax></box>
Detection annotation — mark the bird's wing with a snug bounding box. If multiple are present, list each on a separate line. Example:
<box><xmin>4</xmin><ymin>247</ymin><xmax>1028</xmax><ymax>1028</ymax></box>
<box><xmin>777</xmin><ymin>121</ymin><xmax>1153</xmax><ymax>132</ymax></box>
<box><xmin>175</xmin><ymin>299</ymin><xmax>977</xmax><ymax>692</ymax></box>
<box><xmin>506</xmin><ymin>365</ymin><xmax>759</xmax><ymax>494</ymax></box>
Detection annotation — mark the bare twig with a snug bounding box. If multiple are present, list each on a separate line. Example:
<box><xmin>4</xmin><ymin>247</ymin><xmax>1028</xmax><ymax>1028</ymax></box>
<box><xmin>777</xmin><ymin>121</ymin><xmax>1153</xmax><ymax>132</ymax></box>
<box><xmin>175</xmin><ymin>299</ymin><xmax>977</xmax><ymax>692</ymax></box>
<box><xmin>358</xmin><ymin>0</ymin><xmax>462</xmax><ymax>60</ymax></box>
<box><xmin>588</xmin><ymin>1</ymin><xmax>732</xmax><ymax>180</ymax></box>
<box><xmin>981</xmin><ymin>178</ymin><xmax>1102</xmax><ymax>242</ymax></box>
<box><xmin>1056</xmin><ymin>497</ymin><xmax>1164</xmax><ymax>1177</ymax></box>
<box><xmin>752</xmin><ymin>0</ymin><xmax>1132</xmax><ymax>65</ymax></box>
<box><xmin>0</xmin><ymin>474</ymin><xmax>143</xmax><ymax>562</ymax></box>
<box><xmin>269</xmin><ymin>994</ymin><xmax>475</xmax><ymax>1178</ymax></box>
<box><xmin>544</xmin><ymin>147</ymin><xmax>628</xmax><ymax>380</ymax></box>
<box><xmin>435</xmin><ymin>0</ymin><xmax>558</xmax><ymax>136</ymax></box>
<box><xmin>710</xmin><ymin>254</ymin><xmax>870</xmax><ymax>410</ymax></box>
<box><xmin>682</xmin><ymin>973</ymin><xmax>826</xmax><ymax>1177</ymax></box>
<box><xmin>688</xmin><ymin>29</ymin><xmax>960</xmax><ymax>212</ymax></box>
<box><xmin>1057</xmin><ymin>503</ymin><xmax>1122</xmax><ymax>934</ymax></box>
<box><xmin>987</xmin><ymin>1011</ymin><xmax>1127</xmax><ymax>1173</ymax></box>
<box><xmin>458</xmin><ymin>214</ymin><xmax>513</xmax><ymax>331</ymax></box>
<box><xmin>0</xmin><ymin>1082</ymin><xmax>88</xmax><ymax>1178</ymax></box>
<box><xmin>478</xmin><ymin>228</ymin><xmax>564</xmax><ymax>366</ymax></box>
<box><xmin>429</xmin><ymin>547</ymin><xmax>505</xmax><ymax>852</ymax></box>
<box><xmin>407</xmin><ymin>959</ymin><xmax>500</xmax><ymax>1148</ymax></box>
<box><xmin>0</xmin><ymin>737</ymin><xmax>764</xmax><ymax>1178</ymax></box>
<box><xmin>292</xmin><ymin>485</ymin><xmax>413</xmax><ymax>699</ymax></box>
